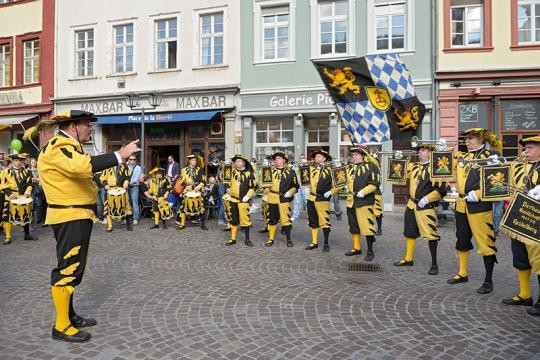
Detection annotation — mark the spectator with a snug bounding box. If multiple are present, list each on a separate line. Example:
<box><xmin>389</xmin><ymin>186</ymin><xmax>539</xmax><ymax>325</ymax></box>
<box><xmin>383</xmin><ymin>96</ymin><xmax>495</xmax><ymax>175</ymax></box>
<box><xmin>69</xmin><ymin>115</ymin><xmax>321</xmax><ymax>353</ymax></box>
<box><xmin>166</xmin><ymin>155</ymin><xmax>179</xmax><ymax>184</ymax></box>
<box><xmin>291</xmin><ymin>154</ymin><xmax>309</xmax><ymax>222</ymax></box>
<box><xmin>127</xmin><ymin>156</ymin><xmax>142</xmax><ymax>225</ymax></box>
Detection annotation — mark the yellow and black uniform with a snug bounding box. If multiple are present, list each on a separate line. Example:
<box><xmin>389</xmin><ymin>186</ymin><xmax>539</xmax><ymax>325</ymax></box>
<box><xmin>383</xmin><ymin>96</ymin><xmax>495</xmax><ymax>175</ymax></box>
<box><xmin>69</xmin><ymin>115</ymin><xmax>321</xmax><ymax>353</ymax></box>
<box><xmin>502</xmin><ymin>135</ymin><xmax>540</xmax><ymax>316</ymax></box>
<box><xmin>264</xmin><ymin>154</ymin><xmax>299</xmax><ymax>247</ymax></box>
<box><xmin>176</xmin><ymin>155</ymin><xmax>206</xmax><ymax>229</ymax></box>
<box><xmin>305</xmin><ymin>150</ymin><xmax>339</xmax><ymax>252</ymax></box>
<box><xmin>344</xmin><ymin>148</ymin><xmax>381</xmax><ymax>261</ymax></box>
<box><xmin>37</xmin><ymin>110</ymin><xmax>126</xmax><ymax>343</ymax></box>
<box><xmin>147</xmin><ymin>167</ymin><xmax>172</xmax><ymax>229</ymax></box>
<box><xmin>225</xmin><ymin>155</ymin><xmax>257</xmax><ymax>246</ymax></box>
<box><xmin>448</xmin><ymin>128</ymin><xmax>501</xmax><ymax>294</ymax></box>
<box><xmin>394</xmin><ymin>151</ymin><xmax>447</xmax><ymax>274</ymax></box>
<box><xmin>100</xmin><ymin>164</ymin><xmax>133</xmax><ymax>232</ymax></box>
<box><xmin>1</xmin><ymin>153</ymin><xmax>37</xmax><ymax>244</ymax></box>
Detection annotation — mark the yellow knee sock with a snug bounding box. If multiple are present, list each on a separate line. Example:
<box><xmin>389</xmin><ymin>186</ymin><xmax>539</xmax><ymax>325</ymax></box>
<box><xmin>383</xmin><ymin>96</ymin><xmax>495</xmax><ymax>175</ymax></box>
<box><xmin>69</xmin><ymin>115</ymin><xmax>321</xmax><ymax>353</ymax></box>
<box><xmin>311</xmin><ymin>228</ymin><xmax>318</xmax><ymax>245</ymax></box>
<box><xmin>4</xmin><ymin>222</ymin><xmax>11</xmax><ymax>239</ymax></box>
<box><xmin>154</xmin><ymin>212</ymin><xmax>159</xmax><ymax>225</ymax></box>
<box><xmin>457</xmin><ymin>250</ymin><xmax>469</xmax><ymax>277</ymax></box>
<box><xmin>405</xmin><ymin>237</ymin><xmax>416</xmax><ymax>261</ymax></box>
<box><xmin>180</xmin><ymin>213</ymin><xmax>186</xmax><ymax>226</ymax></box>
<box><xmin>230</xmin><ymin>225</ymin><xmax>238</xmax><ymax>240</ymax></box>
<box><xmin>268</xmin><ymin>224</ymin><xmax>277</xmax><ymax>241</ymax></box>
<box><xmin>352</xmin><ymin>233</ymin><xmax>361</xmax><ymax>250</ymax></box>
<box><xmin>517</xmin><ymin>269</ymin><xmax>532</xmax><ymax>299</ymax></box>
<box><xmin>51</xmin><ymin>286</ymin><xmax>78</xmax><ymax>335</ymax></box>
<box><xmin>106</xmin><ymin>216</ymin><xmax>112</xmax><ymax>229</ymax></box>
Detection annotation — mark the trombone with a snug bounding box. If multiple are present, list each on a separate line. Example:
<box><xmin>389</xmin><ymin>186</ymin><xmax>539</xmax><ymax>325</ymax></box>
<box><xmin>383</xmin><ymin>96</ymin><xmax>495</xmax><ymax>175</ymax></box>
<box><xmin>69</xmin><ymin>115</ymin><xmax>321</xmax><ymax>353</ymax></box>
<box><xmin>410</xmin><ymin>136</ymin><xmax>463</xmax><ymax>149</ymax></box>
<box><xmin>374</xmin><ymin>150</ymin><xmax>416</xmax><ymax>160</ymax></box>
<box><xmin>457</xmin><ymin>155</ymin><xmax>522</xmax><ymax>168</ymax></box>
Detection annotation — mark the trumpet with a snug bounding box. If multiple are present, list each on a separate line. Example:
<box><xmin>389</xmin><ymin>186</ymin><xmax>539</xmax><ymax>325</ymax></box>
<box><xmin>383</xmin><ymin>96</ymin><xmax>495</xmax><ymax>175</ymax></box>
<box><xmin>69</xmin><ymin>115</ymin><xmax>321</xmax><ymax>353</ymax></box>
<box><xmin>411</xmin><ymin>136</ymin><xmax>463</xmax><ymax>149</ymax></box>
<box><xmin>487</xmin><ymin>176</ymin><xmax>528</xmax><ymax>195</ymax></box>
<box><xmin>457</xmin><ymin>155</ymin><xmax>519</xmax><ymax>168</ymax></box>
<box><xmin>374</xmin><ymin>150</ymin><xmax>416</xmax><ymax>160</ymax></box>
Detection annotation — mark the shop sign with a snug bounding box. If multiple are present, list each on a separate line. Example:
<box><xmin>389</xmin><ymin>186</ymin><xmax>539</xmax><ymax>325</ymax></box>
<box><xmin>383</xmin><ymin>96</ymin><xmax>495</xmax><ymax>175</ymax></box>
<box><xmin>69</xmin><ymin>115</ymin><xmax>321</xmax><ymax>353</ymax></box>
<box><xmin>241</xmin><ymin>91</ymin><xmax>334</xmax><ymax>111</ymax></box>
<box><xmin>0</xmin><ymin>91</ymin><xmax>24</xmax><ymax>106</ymax></box>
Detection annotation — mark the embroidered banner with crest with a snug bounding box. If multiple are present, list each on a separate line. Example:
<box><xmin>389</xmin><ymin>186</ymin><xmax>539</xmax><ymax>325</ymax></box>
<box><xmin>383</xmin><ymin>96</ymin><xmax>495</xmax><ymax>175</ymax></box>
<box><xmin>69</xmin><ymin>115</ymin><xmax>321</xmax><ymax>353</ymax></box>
<box><xmin>313</xmin><ymin>54</ymin><xmax>425</xmax><ymax>144</ymax></box>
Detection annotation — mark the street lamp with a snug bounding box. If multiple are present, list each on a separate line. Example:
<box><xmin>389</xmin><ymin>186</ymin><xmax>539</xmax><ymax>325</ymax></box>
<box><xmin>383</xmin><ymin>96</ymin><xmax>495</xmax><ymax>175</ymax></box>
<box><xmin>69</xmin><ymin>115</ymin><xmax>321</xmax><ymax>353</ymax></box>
<box><xmin>124</xmin><ymin>91</ymin><xmax>163</xmax><ymax>170</ymax></box>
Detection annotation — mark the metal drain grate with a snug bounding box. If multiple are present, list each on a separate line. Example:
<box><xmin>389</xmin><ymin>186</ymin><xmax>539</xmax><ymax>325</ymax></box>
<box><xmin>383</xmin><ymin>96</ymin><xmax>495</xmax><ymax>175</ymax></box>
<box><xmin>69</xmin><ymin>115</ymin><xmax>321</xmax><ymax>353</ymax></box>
<box><xmin>347</xmin><ymin>262</ymin><xmax>383</xmax><ymax>272</ymax></box>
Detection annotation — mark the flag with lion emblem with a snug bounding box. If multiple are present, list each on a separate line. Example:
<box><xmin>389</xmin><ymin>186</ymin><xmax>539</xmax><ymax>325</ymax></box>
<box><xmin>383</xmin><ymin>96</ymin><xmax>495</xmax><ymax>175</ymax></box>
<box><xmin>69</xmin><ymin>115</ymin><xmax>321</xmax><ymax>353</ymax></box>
<box><xmin>313</xmin><ymin>54</ymin><xmax>425</xmax><ymax>144</ymax></box>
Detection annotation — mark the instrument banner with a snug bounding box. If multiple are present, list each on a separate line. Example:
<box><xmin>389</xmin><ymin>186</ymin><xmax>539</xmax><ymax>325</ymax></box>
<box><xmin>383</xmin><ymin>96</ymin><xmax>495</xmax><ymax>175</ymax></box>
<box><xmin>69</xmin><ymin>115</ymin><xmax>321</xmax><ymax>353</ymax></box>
<box><xmin>430</xmin><ymin>151</ymin><xmax>454</xmax><ymax>181</ymax></box>
<box><xmin>260</xmin><ymin>166</ymin><xmax>273</xmax><ymax>187</ymax></box>
<box><xmin>299</xmin><ymin>165</ymin><xmax>310</xmax><ymax>186</ymax></box>
<box><xmin>331</xmin><ymin>165</ymin><xmax>348</xmax><ymax>189</ymax></box>
<box><xmin>501</xmin><ymin>192</ymin><xmax>540</xmax><ymax>245</ymax></box>
<box><xmin>386</xmin><ymin>158</ymin><xmax>408</xmax><ymax>185</ymax></box>
<box><xmin>222</xmin><ymin>164</ymin><xmax>233</xmax><ymax>184</ymax></box>
<box><xmin>480</xmin><ymin>164</ymin><xmax>512</xmax><ymax>201</ymax></box>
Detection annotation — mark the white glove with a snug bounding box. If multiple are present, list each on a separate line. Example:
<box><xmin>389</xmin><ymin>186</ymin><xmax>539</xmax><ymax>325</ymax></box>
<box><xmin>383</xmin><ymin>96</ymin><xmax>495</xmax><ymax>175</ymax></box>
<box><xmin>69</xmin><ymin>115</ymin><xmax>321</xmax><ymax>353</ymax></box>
<box><xmin>356</xmin><ymin>190</ymin><xmax>365</xmax><ymax>199</ymax></box>
<box><xmin>284</xmin><ymin>191</ymin><xmax>292</xmax><ymax>198</ymax></box>
<box><xmin>528</xmin><ymin>185</ymin><xmax>540</xmax><ymax>200</ymax></box>
<box><xmin>324</xmin><ymin>191</ymin><xmax>332</xmax><ymax>198</ymax></box>
<box><xmin>465</xmin><ymin>190</ymin><xmax>479</xmax><ymax>202</ymax></box>
<box><xmin>487</xmin><ymin>155</ymin><xmax>500</xmax><ymax>166</ymax></box>
<box><xmin>417</xmin><ymin>197</ymin><xmax>429</xmax><ymax>208</ymax></box>
<box><xmin>436</xmin><ymin>138</ymin><xmax>447</xmax><ymax>151</ymax></box>
<box><xmin>242</xmin><ymin>195</ymin><xmax>250</xmax><ymax>202</ymax></box>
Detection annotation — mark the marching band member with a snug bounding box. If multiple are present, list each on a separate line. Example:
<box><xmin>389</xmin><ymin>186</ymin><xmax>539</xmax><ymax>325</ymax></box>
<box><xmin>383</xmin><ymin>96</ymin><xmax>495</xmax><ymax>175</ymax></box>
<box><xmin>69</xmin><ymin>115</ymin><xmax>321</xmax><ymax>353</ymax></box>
<box><xmin>258</xmin><ymin>157</ymin><xmax>272</xmax><ymax>234</ymax></box>
<box><xmin>448</xmin><ymin>128</ymin><xmax>501</xmax><ymax>294</ymax></box>
<box><xmin>264</xmin><ymin>152</ymin><xmax>299</xmax><ymax>247</ymax></box>
<box><xmin>100</xmin><ymin>163</ymin><xmax>133</xmax><ymax>232</ymax></box>
<box><xmin>344</xmin><ymin>147</ymin><xmax>380</xmax><ymax>261</ymax></box>
<box><xmin>1</xmin><ymin>152</ymin><xmax>38</xmax><ymax>244</ymax></box>
<box><xmin>502</xmin><ymin>135</ymin><xmax>540</xmax><ymax>316</ymax></box>
<box><xmin>176</xmin><ymin>154</ymin><xmax>205</xmax><ymax>229</ymax></box>
<box><xmin>146</xmin><ymin>167</ymin><xmax>170</xmax><ymax>229</ymax></box>
<box><xmin>305</xmin><ymin>149</ymin><xmax>338</xmax><ymax>252</ymax></box>
<box><xmin>393</xmin><ymin>143</ymin><xmax>447</xmax><ymax>275</ymax></box>
<box><xmin>225</xmin><ymin>155</ymin><xmax>257</xmax><ymax>247</ymax></box>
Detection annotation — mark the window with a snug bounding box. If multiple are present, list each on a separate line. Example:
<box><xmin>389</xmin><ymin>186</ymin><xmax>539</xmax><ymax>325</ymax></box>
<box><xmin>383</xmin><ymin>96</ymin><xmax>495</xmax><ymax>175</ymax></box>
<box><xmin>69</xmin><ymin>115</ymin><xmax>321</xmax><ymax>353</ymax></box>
<box><xmin>375</xmin><ymin>2</ymin><xmax>406</xmax><ymax>50</ymax></box>
<box><xmin>517</xmin><ymin>0</ymin><xmax>540</xmax><ymax>43</ymax></box>
<box><xmin>23</xmin><ymin>40</ymin><xmax>39</xmax><ymax>84</ymax></box>
<box><xmin>254</xmin><ymin>119</ymin><xmax>294</xmax><ymax>161</ymax></box>
<box><xmin>113</xmin><ymin>23</ymin><xmax>134</xmax><ymax>73</ymax></box>
<box><xmin>318</xmin><ymin>0</ymin><xmax>349</xmax><ymax>55</ymax></box>
<box><xmin>262</xmin><ymin>6</ymin><xmax>289</xmax><ymax>60</ymax></box>
<box><xmin>200</xmin><ymin>12</ymin><xmax>224</xmax><ymax>65</ymax></box>
<box><xmin>306</xmin><ymin>118</ymin><xmax>329</xmax><ymax>143</ymax></box>
<box><xmin>0</xmin><ymin>44</ymin><xmax>10</xmax><ymax>87</ymax></box>
<box><xmin>75</xmin><ymin>29</ymin><xmax>94</xmax><ymax>77</ymax></box>
<box><xmin>155</xmin><ymin>18</ymin><xmax>178</xmax><ymax>70</ymax></box>
<box><xmin>451</xmin><ymin>3</ymin><xmax>483</xmax><ymax>46</ymax></box>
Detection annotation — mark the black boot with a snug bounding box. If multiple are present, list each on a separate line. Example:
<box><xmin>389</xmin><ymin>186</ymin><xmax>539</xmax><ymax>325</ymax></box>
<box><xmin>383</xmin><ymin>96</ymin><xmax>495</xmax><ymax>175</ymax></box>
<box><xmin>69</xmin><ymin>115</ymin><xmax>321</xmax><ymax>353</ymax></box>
<box><xmin>243</xmin><ymin>226</ymin><xmax>253</xmax><ymax>247</ymax></box>
<box><xmin>161</xmin><ymin>220</ymin><xmax>167</xmax><ymax>229</ymax></box>
<box><xmin>376</xmin><ymin>216</ymin><xmax>383</xmax><ymax>235</ymax></box>
<box><xmin>477</xmin><ymin>255</ymin><xmax>496</xmax><ymax>294</ymax></box>
<box><xmin>23</xmin><ymin>224</ymin><xmax>38</xmax><ymax>240</ymax></box>
<box><xmin>126</xmin><ymin>216</ymin><xmax>133</xmax><ymax>231</ymax></box>
<box><xmin>365</xmin><ymin>236</ymin><xmax>375</xmax><ymax>261</ymax></box>
<box><xmin>284</xmin><ymin>226</ymin><xmax>293</xmax><ymax>247</ymax></box>
<box><xmin>428</xmin><ymin>240</ymin><xmax>438</xmax><ymax>275</ymax></box>
<box><xmin>322</xmin><ymin>228</ymin><xmax>330</xmax><ymax>252</ymax></box>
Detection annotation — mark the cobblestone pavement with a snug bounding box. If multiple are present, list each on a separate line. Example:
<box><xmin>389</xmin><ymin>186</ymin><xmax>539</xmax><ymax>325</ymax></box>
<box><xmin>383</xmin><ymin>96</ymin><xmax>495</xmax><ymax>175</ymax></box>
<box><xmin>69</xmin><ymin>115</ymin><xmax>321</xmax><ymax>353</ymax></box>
<box><xmin>1</xmin><ymin>200</ymin><xmax>539</xmax><ymax>360</ymax></box>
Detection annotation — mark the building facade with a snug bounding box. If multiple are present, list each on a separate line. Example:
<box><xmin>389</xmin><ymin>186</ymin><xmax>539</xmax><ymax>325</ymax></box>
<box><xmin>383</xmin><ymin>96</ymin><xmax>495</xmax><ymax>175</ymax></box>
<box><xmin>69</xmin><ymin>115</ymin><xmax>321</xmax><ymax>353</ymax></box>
<box><xmin>54</xmin><ymin>0</ymin><xmax>241</xmax><ymax>172</ymax></box>
<box><xmin>239</xmin><ymin>0</ymin><xmax>435</xmax><ymax>206</ymax></box>
<box><xmin>437</xmin><ymin>0</ymin><xmax>540</xmax><ymax>157</ymax></box>
<box><xmin>0</xmin><ymin>0</ymin><xmax>55</xmax><ymax>158</ymax></box>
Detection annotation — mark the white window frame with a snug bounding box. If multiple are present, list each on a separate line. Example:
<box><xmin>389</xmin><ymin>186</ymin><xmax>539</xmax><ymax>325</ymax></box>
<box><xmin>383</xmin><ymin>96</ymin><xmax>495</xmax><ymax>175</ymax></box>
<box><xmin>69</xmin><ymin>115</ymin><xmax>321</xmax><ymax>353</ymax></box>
<box><xmin>517</xmin><ymin>0</ymin><xmax>540</xmax><ymax>44</ymax></box>
<box><xmin>74</xmin><ymin>28</ymin><xmax>95</xmax><ymax>78</ymax></box>
<box><xmin>450</xmin><ymin>3</ymin><xmax>484</xmax><ymax>47</ymax></box>
<box><xmin>197</xmin><ymin>10</ymin><xmax>225</xmax><ymax>67</ymax></box>
<box><xmin>306</xmin><ymin>118</ymin><xmax>330</xmax><ymax>145</ymax></box>
<box><xmin>154</xmin><ymin>16</ymin><xmax>179</xmax><ymax>71</ymax></box>
<box><xmin>0</xmin><ymin>44</ymin><xmax>10</xmax><ymax>87</ymax></box>
<box><xmin>310</xmin><ymin>0</ymin><xmax>355</xmax><ymax>59</ymax></box>
<box><xmin>23</xmin><ymin>39</ymin><xmax>39</xmax><ymax>84</ymax></box>
<box><xmin>112</xmin><ymin>22</ymin><xmax>135</xmax><ymax>74</ymax></box>
<box><xmin>194</xmin><ymin>6</ymin><xmax>227</xmax><ymax>68</ymax></box>
<box><xmin>254</xmin><ymin>118</ymin><xmax>295</xmax><ymax>160</ymax></box>
<box><xmin>254</xmin><ymin>0</ymin><xmax>295</xmax><ymax>64</ymax></box>
<box><xmin>367</xmin><ymin>0</ymin><xmax>415</xmax><ymax>54</ymax></box>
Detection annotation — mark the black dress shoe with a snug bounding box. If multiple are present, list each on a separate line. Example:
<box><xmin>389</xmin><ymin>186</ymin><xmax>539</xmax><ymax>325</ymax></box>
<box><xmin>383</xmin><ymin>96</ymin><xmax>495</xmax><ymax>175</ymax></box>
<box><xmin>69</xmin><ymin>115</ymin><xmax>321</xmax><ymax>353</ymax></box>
<box><xmin>4</xmin><ymin>238</ymin><xmax>11</xmax><ymax>245</ymax></box>
<box><xmin>264</xmin><ymin>240</ymin><xmax>274</xmax><ymax>247</ymax></box>
<box><xmin>126</xmin><ymin>224</ymin><xmax>133</xmax><ymax>231</ymax></box>
<box><xmin>150</xmin><ymin>224</ymin><xmax>159</xmax><ymax>229</ymax></box>
<box><xmin>527</xmin><ymin>304</ymin><xmax>540</xmax><ymax>316</ymax></box>
<box><xmin>502</xmin><ymin>296</ymin><xmax>533</xmax><ymax>306</ymax></box>
<box><xmin>376</xmin><ymin>229</ymin><xmax>382</xmax><ymax>236</ymax></box>
<box><xmin>476</xmin><ymin>282</ymin><xmax>493</xmax><ymax>294</ymax></box>
<box><xmin>24</xmin><ymin>234</ymin><xmax>38</xmax><ymax>240</ymax></box>
<box><xmin>70</xmin><ymin>315</ymin><xmax>97</xmax><ymax>328</ymax></box>
<box><xmin>51</xmin><ymin>325</ymin><xmax>91</xmax><ymax>342</ymax></box>
<box><xmin>447</xmin><ymin>274</ymin><xmax>468</xmax><ymax>284</ymax></box>
<box><xmin>258</xmin><ymin>228</ymin><xmax>269</xmax><ymax>233</ymax></box>
<box><xmin>245</xmin><ymin>240</ymin><xmax>253</xmax><ymax>247</ymax></box>
<box><xmin>393</xmin><ymin>259</ymin><xmax>414</xmax><ymax>266</ymax></box>
<box><xmin>286</xmin><ymin>239</ymin><xmax>293</xmax><ymax>247</ymax></box>
<box><xmin>305</xmin><ymin>243</ymin><xmax>318</xmax><ymax>250</ymax></box>
<box><xmin>345</xmin><ymin>249</ymin><xmax>362</xmax><ymax>256</ymax></box>
<box><xmin>364</xmin><ymin>251</ymin><xmax>374</xmax><ymax>262</ymax></box>
<box><xmin>106</xmin><ymin>228</ymin><xmax>113</xmax><ymax>233</ymax></box>
<box><xmin>225</xmin><ymin>240</ymin><xmax>236</xmax><ymax>246</ymax></box>
<box><xmin>322</xmin><ymin>243</ymin><xmax>329</xmax><ymax>252</ymax></box>
<box><xmin>428</xmin><ymin>265</ymin><xmax>439</xmax><ymax>275</ymax></box>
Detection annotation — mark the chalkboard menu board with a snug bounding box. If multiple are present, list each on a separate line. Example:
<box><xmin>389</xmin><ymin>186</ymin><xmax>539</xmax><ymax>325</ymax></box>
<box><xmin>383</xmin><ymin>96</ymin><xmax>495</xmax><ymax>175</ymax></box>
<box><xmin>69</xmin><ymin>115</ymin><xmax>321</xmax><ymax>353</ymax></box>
<box><xmin>459</xmin><ymin>102</ymin><xmax>489</xmax><ymax>131</ymax></box>
<box><xmin>502</xmin><ymin>100</ymin><xmax>540</xmax><ymax>131</ymax></box>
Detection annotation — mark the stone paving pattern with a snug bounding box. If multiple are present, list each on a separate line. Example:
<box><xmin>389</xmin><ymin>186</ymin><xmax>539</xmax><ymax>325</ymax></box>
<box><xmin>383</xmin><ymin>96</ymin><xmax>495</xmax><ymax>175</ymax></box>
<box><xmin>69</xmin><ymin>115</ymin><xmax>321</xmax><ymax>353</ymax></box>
<box><xmin>0</xmin><ymin>200</ymin><xmax>539</xmax><ymax>359</ymax></box>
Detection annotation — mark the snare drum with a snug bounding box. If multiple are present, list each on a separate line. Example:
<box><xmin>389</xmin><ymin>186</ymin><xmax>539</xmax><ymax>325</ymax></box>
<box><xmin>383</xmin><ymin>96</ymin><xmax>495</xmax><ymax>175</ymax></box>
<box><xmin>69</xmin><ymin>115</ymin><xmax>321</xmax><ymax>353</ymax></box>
<box><xmin>107</xmin><ymin>187</ymin><xmax>127</xmax><ymax>220</ymax></box>
<box><xmin>158</xmin><ymin>198</ymin><xmax>174</xmax><ymax>220</ymax></box>
<box><xmin>9</xmin><ymin>197</ymin><xmax>32</xmax><ymax>226</ymax></box>
<box><xmin>184</xmin><ymin>191</ymin><xmax>204</xmax><ymax>216</ymax></box>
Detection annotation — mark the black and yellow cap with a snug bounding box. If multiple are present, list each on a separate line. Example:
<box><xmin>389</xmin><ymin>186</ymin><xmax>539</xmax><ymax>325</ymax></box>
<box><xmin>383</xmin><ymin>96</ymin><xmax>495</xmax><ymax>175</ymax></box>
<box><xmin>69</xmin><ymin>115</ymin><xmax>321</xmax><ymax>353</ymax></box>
<box><xmin>311</xmin><ymin>149</ymin><xmax>332</xmax><ymax>161</ymax></box>
<box><xmin>186</xmin><ymin>154</ymin><xmax>197</xmax><ymax>160</ymax></box>
<box><xmin>231</xmin><ymin>154</ymin><xmax>249</xmax><ymax>163</ymax></box>
<box><xmin>149</xmin><ymin>167</ymin><xmax>165</xmax><ymax>176</ymax></box>
<box><xmin>271</xmin><ymin>151</ymin><xmax>289</xmax><ymax>161</ymax></box>
<box><xmin>520</xmin><ymin>135</ymin><xmax>540</xmax><ymax>145</ymax></box>
<box><xmin>416</xmin><ymin>143</ymin><xmax>436</xmax><ymax>151</ymax></box>
<box><xmin>49</xmin><ymin>110</ymin><xmax>97</xmax><ymax>124</ymax></box>
<box><xmin>461</xmin><ymin>128</ymin><xmax>502</xmax><ymax>152</ymax></box>
<box><xmin>8</xmin><ymin>152</ymin><xmax>28</xmax><ymax>160</ymax></box>
<box><xmin>349</xmin><ymin>147</ymin><xmax>369</xmax><ymax>156</ymax></box>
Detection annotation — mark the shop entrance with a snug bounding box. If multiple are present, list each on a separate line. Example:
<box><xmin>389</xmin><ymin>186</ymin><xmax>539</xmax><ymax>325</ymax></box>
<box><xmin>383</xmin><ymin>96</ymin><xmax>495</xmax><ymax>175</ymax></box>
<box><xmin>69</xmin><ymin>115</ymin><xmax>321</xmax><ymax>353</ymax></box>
<box><xmin>148</xmin><ymin>145</ymin><xmax>180</xmax><ymax>171</ymax></box>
